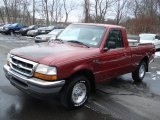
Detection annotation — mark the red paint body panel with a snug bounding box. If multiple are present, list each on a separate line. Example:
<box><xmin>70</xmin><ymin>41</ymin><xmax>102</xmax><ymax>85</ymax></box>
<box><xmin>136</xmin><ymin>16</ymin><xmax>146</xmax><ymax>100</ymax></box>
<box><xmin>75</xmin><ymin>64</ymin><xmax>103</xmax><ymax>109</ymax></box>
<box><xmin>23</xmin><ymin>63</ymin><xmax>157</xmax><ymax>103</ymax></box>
<box><xmin>10</xmin><ymin>23</ymin><xmax>156</xmax><ymax>83</ymax></box>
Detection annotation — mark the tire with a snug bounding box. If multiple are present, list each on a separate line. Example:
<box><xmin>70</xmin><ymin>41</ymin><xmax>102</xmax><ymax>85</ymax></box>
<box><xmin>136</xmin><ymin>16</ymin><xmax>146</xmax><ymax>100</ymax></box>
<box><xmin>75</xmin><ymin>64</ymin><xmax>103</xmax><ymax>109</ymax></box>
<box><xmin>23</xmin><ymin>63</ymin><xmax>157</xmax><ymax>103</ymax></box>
<box><xmin>132</xmin><ymin>61</ymin><xmax>147</xmax><ymax>82</ymax></box>
<box><xmin>60</xmin><ymin>75</ymin><xmax>90</xmax><ymax>109</ymax></box>
<box><xmin>21</xmin><ymin>33</ymin><xmax>25</xmax><ymax>36</ymax></box>
<box><xmin>10</xmin><ymin>30</ymin><xmax>14</xmax><ymax>36</ymax></box>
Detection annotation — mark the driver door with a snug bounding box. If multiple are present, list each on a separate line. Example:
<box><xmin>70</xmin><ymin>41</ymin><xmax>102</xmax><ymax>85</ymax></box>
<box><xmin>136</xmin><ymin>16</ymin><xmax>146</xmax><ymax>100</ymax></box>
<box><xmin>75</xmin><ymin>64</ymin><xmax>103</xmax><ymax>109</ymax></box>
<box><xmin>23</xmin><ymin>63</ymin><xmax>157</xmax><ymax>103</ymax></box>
<box><xmin>95</xmin><ymin>29</ymin><xmax>129</xmax><ymax>82</ymax></box>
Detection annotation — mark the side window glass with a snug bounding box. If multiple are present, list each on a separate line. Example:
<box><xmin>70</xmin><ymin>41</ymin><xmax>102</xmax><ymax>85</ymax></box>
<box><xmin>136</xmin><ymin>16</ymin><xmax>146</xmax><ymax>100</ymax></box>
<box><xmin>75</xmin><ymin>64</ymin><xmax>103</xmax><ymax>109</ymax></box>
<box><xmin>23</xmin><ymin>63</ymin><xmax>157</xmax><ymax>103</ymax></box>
<box><xmin>105</xmin><ymin>30</ymin><xmax>124</xmax><ymax>49</ymax></box>
<box><xmin>17</xmin><ymin>24</ymin><xmax>21</xmax><ymax>27</ymax></box>
<box><xmin>155</xmin><ymin>35</ymin><xmax>160</xmax><ymax>40</ymax></box>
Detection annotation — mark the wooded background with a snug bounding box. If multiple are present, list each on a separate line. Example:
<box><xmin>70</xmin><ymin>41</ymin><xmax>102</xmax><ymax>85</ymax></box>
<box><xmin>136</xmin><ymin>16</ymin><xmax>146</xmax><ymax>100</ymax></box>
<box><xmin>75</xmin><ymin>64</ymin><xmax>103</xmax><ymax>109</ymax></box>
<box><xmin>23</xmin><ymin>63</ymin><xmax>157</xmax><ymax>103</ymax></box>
<box><xmin>0</xmin><ymin>0</ymin><xmax>160</xmax><ymax>34</ymax></box>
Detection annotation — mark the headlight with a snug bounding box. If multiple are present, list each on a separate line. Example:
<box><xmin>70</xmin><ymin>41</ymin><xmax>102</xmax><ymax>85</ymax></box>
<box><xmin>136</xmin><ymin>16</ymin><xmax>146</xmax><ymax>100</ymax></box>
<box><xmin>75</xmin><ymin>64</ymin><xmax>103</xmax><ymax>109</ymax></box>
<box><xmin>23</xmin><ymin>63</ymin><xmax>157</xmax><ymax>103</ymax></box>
<box><xmin>34</xmin><ymin>64</ymin><xmax>57</xmax><ymax>81</ymax></box>
<box><xmin>34</xmin><ymin>30</ymin><xmax>38</xmax><ymax>33</ymax></box>
<box><xmin>35</xmin><ymin>64</ymin><xmax>57</xmax><ymax>75</ymax></box>
<box><xmin>5</xmin><ymin>27</ymin><xmax>8</xmax><ymax>30</ymax></box>
<box><xmin>7</xmin><ymin>53</ymin><xmax>11</xmax><ymax>65</ymax></box>
<box><xmin>42</xmin><ymin>37</ymin><xmax>47</xmax><ymax>40</ymax></box>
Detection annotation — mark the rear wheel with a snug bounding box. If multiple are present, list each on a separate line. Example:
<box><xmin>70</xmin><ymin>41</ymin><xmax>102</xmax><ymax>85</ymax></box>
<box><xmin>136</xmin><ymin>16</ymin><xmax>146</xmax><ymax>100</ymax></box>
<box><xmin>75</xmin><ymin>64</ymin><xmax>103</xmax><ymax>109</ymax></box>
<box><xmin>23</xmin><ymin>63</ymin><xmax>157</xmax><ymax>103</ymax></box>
<box><xmin>60</xmin><ymin>75</ymin><xmax>90</xmax><ymax>109</ymax></box>
<box><xmin>132</xmin><ymin>61</ymin><xmax>147</xmax><ymax>82</ymax></box>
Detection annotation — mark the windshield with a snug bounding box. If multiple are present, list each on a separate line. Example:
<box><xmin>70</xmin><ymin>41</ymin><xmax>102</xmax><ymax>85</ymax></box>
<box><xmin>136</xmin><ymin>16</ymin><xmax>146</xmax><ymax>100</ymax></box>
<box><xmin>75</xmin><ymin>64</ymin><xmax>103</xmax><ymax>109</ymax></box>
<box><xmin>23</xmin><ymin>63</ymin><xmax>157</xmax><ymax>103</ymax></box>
<box><xmin>11</xmin><ymin>23</ymin><xmax>18</xmax><ymax>27</ymax></box>
<box><xmin>140</xmin><ymin>34</ymin><xmax>155</xmax><ymax>40</ymax></box>
<box><xmin>28</xmin><ymin>25</ymin><xmax>35</xmax><ymax>29</ymax></box>
<box><xmin>47</xmin><ymin>26</ymin><xmax>54</xmax><ymax>30</ymax></box>
<box><xmin>49</xmin><ymin>29</ymin><xmax>63</xmax><ymax>35</ymax></box>
<box><xmin>57</xmin><ymin>24</ymin><xmax>106</xmax><ymax>47</ymax></box>
<box><xmin>38</xmin><ymin>27</ymin><xmax>47</xmax><ymax>30</ymax></box>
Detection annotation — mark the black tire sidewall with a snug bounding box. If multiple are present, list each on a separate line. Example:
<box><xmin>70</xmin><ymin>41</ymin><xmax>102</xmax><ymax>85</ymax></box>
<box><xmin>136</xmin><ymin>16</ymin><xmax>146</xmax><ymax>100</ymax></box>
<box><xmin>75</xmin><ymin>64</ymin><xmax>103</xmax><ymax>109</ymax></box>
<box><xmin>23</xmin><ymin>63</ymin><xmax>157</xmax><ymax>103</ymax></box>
<box><xmin>62</xmin><ymin>76</ymin><xmax>90</xmax><ymax>109</ymax></box>
<box><xmin>132</xmin><ymin>61</ymin><xmax>147</xmax><ymax>82</ymax></box>
<box><xmin>10</xmin><ymin>30</ymin><xmax>14</xmax><ymax>35</ymax></box>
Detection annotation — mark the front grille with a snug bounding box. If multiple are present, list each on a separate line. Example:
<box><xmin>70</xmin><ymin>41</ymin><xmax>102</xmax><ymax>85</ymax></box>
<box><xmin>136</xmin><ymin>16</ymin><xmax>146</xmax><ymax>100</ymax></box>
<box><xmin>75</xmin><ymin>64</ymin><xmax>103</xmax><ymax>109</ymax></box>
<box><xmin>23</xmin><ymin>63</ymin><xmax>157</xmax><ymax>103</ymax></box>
<box><xmin>10</xmin><ymin>55</ymin><xmax>38</xmax><ymax>77</ymax></box>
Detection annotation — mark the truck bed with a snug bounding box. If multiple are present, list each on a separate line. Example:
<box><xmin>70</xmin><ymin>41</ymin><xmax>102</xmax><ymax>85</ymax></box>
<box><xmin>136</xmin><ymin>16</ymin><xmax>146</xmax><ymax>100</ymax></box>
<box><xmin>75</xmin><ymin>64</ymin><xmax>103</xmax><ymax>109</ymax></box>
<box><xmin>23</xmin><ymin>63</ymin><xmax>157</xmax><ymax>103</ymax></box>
<box><xmin>129</xmin><ymin>42</ymin><xmax>155</xmax><ymax>70</ymax></box>
<box><xmin>128</xmin><ymin>39</ymin><xmax>154</xmax><ymax>47</ymax></box>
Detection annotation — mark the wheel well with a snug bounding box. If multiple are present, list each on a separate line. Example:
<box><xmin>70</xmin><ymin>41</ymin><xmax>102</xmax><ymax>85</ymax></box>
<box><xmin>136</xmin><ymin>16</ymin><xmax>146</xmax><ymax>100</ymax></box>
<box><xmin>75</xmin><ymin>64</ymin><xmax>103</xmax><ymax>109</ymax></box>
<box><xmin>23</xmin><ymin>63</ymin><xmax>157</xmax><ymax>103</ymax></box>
<box><xmin>68</xmin><ymin>70</ymin><xmax>96</xmax><ymax>93</ymax></box>
<box><xmin>141</xmin><ymin>56</ymin><xmax>149</xmax><ymax>72</ymax></box>
<box><xmin>9</xmin><ymin>29</ymin><xmax>14</xmax><ymax>33</ymax></box>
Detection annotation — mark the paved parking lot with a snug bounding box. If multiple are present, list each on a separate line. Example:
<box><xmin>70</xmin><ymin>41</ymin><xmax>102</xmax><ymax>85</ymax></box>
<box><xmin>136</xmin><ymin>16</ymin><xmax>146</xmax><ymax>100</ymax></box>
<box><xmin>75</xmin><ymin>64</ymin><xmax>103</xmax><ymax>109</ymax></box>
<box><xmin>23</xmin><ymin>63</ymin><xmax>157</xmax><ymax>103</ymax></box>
<box><xmin>0</xmin><ymin>34</ymin><xmax>160</xmax><ymax>120</ymax></box>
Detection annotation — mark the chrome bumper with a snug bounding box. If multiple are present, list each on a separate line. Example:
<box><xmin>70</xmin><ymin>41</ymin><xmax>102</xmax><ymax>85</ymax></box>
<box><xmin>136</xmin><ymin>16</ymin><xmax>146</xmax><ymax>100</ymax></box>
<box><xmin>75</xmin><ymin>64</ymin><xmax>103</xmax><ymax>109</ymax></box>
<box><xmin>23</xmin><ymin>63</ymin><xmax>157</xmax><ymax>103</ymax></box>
<box><xmin>35</xmin><ymin>39</ymin><xmax>47</xmax><ymax>43</ymax></box>
<box><xmin>3</xmin><ymin>64</ymin><xmax>65</xmax><ymax>95</ymax></box>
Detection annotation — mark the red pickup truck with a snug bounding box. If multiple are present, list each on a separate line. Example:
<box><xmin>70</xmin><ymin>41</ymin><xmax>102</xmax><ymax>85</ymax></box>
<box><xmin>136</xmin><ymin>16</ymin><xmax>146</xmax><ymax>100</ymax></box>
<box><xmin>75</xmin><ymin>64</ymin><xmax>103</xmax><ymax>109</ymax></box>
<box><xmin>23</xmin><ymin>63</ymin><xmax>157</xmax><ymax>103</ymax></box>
<box><xmin>4</xmin><ymin>23</ymin><xmax>155</xmax><ymax>109</ymax></box>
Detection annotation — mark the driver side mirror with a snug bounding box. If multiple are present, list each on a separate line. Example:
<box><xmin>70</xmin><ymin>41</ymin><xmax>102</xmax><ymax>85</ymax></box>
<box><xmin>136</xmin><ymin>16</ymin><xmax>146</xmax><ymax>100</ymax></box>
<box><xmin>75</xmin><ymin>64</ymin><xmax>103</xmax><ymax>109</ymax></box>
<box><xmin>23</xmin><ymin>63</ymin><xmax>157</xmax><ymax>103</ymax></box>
<box><xmin>104</xmin><ymin>41</ymin><xmax>116</xmax><ymax>51</ymax></box>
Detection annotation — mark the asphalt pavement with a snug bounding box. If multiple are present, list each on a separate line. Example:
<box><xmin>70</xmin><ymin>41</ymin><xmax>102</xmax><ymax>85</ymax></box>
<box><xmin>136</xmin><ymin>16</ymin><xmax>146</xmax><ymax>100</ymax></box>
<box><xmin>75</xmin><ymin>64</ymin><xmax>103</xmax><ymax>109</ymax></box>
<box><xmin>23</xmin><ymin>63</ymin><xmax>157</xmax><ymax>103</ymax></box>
<box><xmin>0</xmin><ymin>34</ymin><xmax>160</xmax><ymax>120</ymax></box>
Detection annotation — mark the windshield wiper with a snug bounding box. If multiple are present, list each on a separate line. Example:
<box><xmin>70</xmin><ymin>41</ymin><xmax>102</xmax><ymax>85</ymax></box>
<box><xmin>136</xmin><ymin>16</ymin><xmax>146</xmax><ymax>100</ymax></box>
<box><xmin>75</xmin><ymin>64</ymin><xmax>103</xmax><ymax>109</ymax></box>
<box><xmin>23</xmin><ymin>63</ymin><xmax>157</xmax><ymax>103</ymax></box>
<box><xmin>67</xmin><ymin>40</ymin><xmax>90</xmax><ymax>48</ymax></box>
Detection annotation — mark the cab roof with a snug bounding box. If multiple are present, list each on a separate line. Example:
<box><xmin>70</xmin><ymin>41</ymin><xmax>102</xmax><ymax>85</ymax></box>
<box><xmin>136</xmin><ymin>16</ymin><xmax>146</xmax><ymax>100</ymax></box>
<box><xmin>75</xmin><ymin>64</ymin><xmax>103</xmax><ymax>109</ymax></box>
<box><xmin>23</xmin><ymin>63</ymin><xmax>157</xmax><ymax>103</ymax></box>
<box><xmin>72</xmin><ymin>23</ymin><xmax>125</xmax><ymax>29</ymax></box>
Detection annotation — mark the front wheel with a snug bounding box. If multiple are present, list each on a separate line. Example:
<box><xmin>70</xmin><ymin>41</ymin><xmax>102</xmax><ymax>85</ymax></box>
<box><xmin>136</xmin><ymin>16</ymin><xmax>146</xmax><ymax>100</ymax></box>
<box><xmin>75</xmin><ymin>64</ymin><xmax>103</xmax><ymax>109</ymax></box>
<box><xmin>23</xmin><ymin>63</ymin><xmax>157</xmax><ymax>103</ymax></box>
<box><xmin>60</xmin><ymin>75</ymin><xmax>90</xmax><ymax>109</ymax></box>
<box><xmin>132</xmin><ymin>61</ymin><xmax>147</xmax><ymax>82</ymax></box>
<box><xmin>10</xmin><ymin>30</ymin><xmax>15</xmax><ymax>36</ymax></box>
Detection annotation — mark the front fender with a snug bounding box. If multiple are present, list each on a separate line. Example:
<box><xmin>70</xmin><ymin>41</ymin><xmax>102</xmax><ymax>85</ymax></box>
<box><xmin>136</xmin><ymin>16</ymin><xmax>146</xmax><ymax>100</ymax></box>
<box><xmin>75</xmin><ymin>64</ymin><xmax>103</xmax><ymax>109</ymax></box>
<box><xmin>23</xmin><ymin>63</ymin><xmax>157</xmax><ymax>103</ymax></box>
<box><xmin>71</xmin><ymin>64</ymin><xmax>94</xmax><ymax>75</ymax></box>
<box><xmin>57</xmin><ymin>60</ymin><xmax>94</xmax><ymax>80</ymax></box>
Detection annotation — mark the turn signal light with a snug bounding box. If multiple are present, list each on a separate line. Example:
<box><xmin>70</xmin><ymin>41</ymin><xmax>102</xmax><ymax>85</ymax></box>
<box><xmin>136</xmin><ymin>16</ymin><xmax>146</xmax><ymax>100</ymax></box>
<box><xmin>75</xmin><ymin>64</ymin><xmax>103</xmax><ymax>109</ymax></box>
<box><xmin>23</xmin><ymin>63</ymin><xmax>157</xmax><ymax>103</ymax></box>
<box><xmin>34</xmin><ymin>72</ymin><xmax>57</xmax><ymax>81</ymax></box>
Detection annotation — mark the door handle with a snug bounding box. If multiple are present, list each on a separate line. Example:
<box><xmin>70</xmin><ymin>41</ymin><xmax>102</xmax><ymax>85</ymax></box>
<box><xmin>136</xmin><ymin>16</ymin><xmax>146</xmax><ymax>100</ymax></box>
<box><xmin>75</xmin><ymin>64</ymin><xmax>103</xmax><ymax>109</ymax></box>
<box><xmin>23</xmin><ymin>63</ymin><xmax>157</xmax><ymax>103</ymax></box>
<box><xmin>124</xmin><ymin>53</ymin><xmax>127</xmax><ymax>56</ymax></box>
<box><xmin>93</xmin><ymin>59</ymin><xmax>100</xmax><ymax>64</ymax></box>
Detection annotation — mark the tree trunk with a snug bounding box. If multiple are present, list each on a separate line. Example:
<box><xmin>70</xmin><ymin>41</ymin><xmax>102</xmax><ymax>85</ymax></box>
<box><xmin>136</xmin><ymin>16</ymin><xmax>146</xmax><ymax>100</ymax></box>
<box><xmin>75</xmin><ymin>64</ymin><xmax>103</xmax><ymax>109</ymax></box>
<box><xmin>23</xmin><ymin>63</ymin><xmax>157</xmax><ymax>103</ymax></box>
<box><xmin>84</xmin><ymin>0</ymin><xmax>90</xmax><ymax>23</ymax></box>
<box><xmin>64</xmin><ymin>12</ymin><xmax>68</xmax><ymax>23</ymax></box>
<box><xmin>44</xmin><ymin>0</ymin><xmax>49</xmax><ymax>25</ymax></box>
<box><xmin>0</xmin><ymin>9</ymin><xmax>5</xmax><ymax>24</ymax></box>
<box><xmin>33</xmin><ymin>0</ymin><xmax>35</xmax><ymax>25</ymax></box>
<box><xmin>3</xmin><ymin>0</ymin><xmax>10</xmax><ymax>23</ymax></box>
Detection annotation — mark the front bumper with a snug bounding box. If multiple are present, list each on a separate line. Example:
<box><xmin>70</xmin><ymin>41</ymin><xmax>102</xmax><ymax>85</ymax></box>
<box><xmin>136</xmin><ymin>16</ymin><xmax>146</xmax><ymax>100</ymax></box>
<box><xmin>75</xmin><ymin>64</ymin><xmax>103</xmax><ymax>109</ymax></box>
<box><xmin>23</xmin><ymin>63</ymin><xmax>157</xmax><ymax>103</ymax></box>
<box><xmin>19</xmin><ymin>30</ymin><xmax>27</xmax><ymax>35</ymax></box>
<box><xmin>27</xmin><ymin>32</ymin><xmax>37</xmax><ymax>37</ymax></box>
<box><xmin>3</xmin><ymin>64</ymin><xmax>65</xmax><ymax>95</ymax></box>
<box><xmin>2</xmin><ymin>29</ymin><xmax>9</xmax><ymax>34</ymax></box>
<box><xmin>155</xmin><ymin>44</ymin><xmax>160</xmax><ymax>51</ymax></box>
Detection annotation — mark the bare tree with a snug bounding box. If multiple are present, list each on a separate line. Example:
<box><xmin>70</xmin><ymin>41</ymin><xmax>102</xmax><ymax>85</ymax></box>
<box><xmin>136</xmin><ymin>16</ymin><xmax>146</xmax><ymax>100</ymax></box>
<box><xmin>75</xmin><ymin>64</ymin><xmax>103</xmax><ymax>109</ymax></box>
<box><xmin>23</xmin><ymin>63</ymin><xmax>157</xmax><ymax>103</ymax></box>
<box><xmin>55</xmin><ymin>0</ymin><xmax>63</xmax><ymax>23</ymax></box>
<box><xmin>44</xmin><ymin>0</ymin><xmax>49</xmax><ymax>25</ymax></box>
<box><xmin>93</xmin><ymin>0</ymin><xmax>115</xmax><ymax>23</ymax></box>
<box><xmin>46</xmin><ymin>0</ymin><xmax>63</xmax><ymax>24</ymax></box>
<box><xmin>0</xmin><ymin>8</ymin><xmax>5</xmax><ymax>24</ymax></box>
<box><xmin>2</xmin><ymin>0</ymin><xmax>10</xmax><ymax>23</ymax></box>
<box><xmin>50</xmin><ymin>0</ymin><xmax>55</xmax><ymax>24</ymax></box>
<box><xmin>84</xmin><ymin>0</ymin><xmax>90</xmax><ymax>23</ymax></box>
<box><xmin>133</xmin><ymin>0</ymin><xmax>140</xmax><ymax>19</ymax></box>
<box><xmin>32</xmin><ymin>0</ymin><xmax>35</xmax><ymax>25</ymax></box>
<box><xmin>63</xmin><ymin>0</ymin><xmax>76</xmax><ymax>23</ymax></box>
<box><xmin>114</xmin><ymin>0</ymin><xmax>128</xmax><ymax>24</ymax></box>
<box><xmin>22</xmin><ymin>0</ymin><xmax>32</xmax><ymax>25</ymax></box>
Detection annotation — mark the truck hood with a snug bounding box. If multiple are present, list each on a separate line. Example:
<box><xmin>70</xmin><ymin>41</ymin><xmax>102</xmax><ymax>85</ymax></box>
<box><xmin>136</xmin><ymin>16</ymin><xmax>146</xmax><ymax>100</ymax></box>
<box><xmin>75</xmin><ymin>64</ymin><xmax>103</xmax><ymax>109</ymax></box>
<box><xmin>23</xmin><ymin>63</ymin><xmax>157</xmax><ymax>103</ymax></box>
<box><xmin>10</xmin><ymin>42</ymin><xmax>99</xmax><ymax>66</ymax></box>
